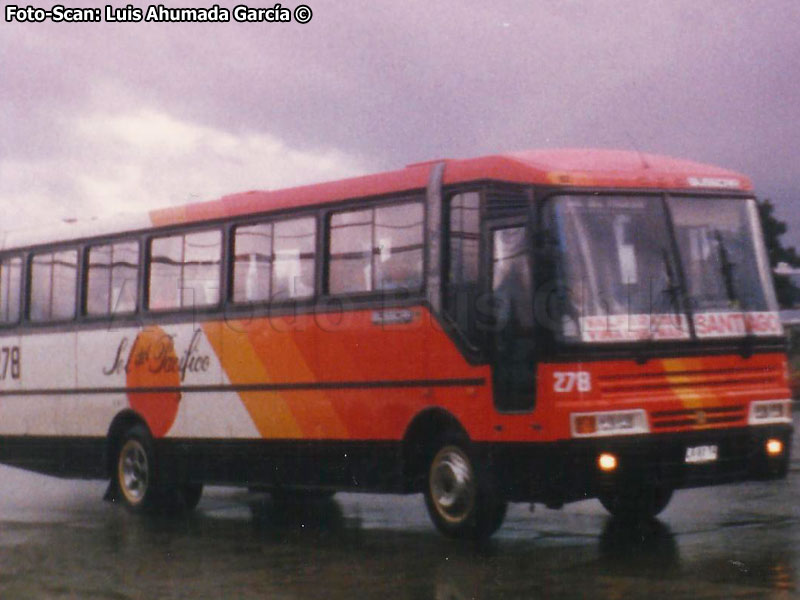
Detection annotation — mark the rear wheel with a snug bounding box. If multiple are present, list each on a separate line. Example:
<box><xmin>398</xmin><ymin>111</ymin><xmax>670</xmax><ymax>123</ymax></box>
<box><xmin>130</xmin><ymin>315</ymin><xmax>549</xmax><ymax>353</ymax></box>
<box><xmin>114</xmin><ymin>424</ymin><xmax>202</xmax><ymax>514</ymax></box>
<box><xmin>116</xmin><ymin>424</ymin><xmax>158</xmax><ymax>512</ymax></box>
<box><xmin>598</xmin><ymin>484</ymin><xmax>673</xmax><ymax>520</ymax></box>
<box><xmin>424</xmin><ymin>441</ymin><xmax>506</xmax><ymax>539</ymax></box>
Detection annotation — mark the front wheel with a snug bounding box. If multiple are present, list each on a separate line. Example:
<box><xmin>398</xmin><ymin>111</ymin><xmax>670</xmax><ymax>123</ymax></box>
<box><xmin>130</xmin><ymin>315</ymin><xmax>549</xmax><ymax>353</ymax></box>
<box><xmin>424</xmin><ymin>442</ymin><xmax>506</xmax><ymax>539</ymax></box>
<box><xmin>598</xmin><ymin>484</ymin><xmax>673</xmax><ymax>520</ymax></box>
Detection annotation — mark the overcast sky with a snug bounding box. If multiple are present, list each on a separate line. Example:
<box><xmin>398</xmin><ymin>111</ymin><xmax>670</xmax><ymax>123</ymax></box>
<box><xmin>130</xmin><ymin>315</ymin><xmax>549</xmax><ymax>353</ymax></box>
<box><xmin>2</xmin><ymin>1</ymin><xmax>799</xmax><ymax>246</ymax></box>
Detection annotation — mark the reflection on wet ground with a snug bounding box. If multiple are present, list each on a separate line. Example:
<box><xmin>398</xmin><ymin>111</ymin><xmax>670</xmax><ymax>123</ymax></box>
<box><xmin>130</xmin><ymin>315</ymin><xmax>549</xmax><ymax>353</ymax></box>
<box><xmin>0</xmin><ymin>424</ymin><xmax>799</xmax><ymax>599</ymax></box>
<box><xmin>0</xmin><ymin>483</ymin><xmax>799</xmax><ymax>599</ymax></box>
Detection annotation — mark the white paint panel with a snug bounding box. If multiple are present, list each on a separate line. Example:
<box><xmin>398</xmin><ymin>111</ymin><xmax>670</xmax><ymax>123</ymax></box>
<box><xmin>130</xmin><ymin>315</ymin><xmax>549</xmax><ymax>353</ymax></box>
<box><xmin>16</xmin><ymin>331</ymin><xmax>76</xmax><ymax>435</ymax></box>
<box><xmin>2</xmin><ymin>213</ymin><xmax>154</xmax><ymax>252</ymax></box>
<box><xmin>165</xmin><ymin>322</ymin><xmax>259</xmax><ymax>439</ymax></box>
<box><xmin>162</xmin><ymin>323</ymin><xmax>221</xmax><ymax>438</ymax></box>
<box><xmin>0</xmin><ymin>332</ymin><xmax>22</xmax><ymax>394</ymax></box>
<box><xmin>1</xmin><ymin>321</ymin><xmax>261</xmax><ymax>439</ymax></box>
<box><xmin>73</xmin><ymin>326</ymin><xmax>136</xmax><ymax>437</ymax></box>
<box><xmin>0</xmin><ymin>330</ymin><xmax>28</xmax><ymax>435</ymax></box>
<box><xmin>74</xmin><ymin>322</ymin><xmax>259</xmax><ymax>439</ymax></box>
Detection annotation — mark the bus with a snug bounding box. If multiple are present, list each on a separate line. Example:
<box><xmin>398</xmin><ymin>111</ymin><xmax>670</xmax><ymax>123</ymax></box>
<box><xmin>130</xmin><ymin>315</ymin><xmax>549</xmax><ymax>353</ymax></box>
<box><xmin>0</xmin><ymin>149</ymin><xmax>791</xmax><ymax>539</ymax></box>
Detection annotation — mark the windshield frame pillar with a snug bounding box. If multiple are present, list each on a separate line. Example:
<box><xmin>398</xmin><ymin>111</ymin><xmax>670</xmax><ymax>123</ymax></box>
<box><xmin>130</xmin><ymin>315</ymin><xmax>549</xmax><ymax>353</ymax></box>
<box><xmin>662</xmin><ymin>192</ymin><xmax>697</xmax><ymax>339</ymax></box>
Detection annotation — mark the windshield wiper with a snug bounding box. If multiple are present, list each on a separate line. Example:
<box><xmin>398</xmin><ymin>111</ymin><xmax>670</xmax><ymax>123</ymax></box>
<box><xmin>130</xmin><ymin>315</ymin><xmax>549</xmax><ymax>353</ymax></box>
<box><xmin>660</xmin><ymin>248</ymin><xmax>682</xmax><ymax>319</ymax></box>
<box><xmin>714</xmin><ymin>230</ymin><xmax>754</xmax><ymax>356</ymax></box>
<box><xmin>635</xmin><ymin>250</ymin><xmax>682</xmax><ymax>365</ymax></box>
<box><xmin>714</xmin><ymin>230</ymin><xmax>738</xmax><ymax>308</ymax></box>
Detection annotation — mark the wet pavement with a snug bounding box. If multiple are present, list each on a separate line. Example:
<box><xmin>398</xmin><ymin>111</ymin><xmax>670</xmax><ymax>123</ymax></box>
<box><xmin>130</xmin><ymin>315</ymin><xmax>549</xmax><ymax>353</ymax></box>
<box><xmin>2</xmin><ymin>422</ymin><xmax>800</xmax><ymax>599</ymax></box>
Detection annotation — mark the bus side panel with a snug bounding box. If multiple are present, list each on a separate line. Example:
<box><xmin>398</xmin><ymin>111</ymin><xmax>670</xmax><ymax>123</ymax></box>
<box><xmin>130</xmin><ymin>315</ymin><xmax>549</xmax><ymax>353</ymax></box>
<box><xmin>0</xmin><ymin>331</ymin><xmax>23</xmax><ymax>435</ymax></box>
<box><xmin>213</xmin><ymin>307</ymin><xmax>493</xmax><ymax>442</ymax></box>
<box><xmin>0</xmin><ymin>330</ymin><xmax>78</xmax><ymax>475</ymax></box>
<box><xmin>209</xmin><ymin>313</ymin><xmax>342</xmax><ymax>440</ymax></box>
<box><xmin>168</xmin><ymin>321</ymin><xmax>246</xmax><ymax>439</ymax></box>
<box><xmin>73</xmin><ymin>328</ymin><xmax>130</xmax><ymax>437</ymax></box>
<box><xmin>316</xmin><ymin>307</ymin><xmax>429</xmax><ymax>441</ymax></box>
<box><xmin>75</xmin><ymin>323</ymin><xmax>260</xmax><ymax>440</ymax></box>
<box><xmin>19</xmin><ymin>331</ymin><xmax>72</xmax><ymax>436</ymax></box>
<box><xmin>172</xmin><ymin>306</ymin><xmax>495</xmax><ymax>489</ymax></box>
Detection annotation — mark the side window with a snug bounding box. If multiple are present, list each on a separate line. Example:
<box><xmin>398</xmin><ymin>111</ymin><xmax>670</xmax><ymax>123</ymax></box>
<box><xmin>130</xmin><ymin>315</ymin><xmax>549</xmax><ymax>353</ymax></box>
<box><xmin>86</xmin><ymin>241</ymin><xmax>139</xmax><ymax>315</ymax></box>
<box><xmin>328</xmin><ymin>201</ymin><xmax>424</xmax><ymax>295</ymax></box>
<box><xmin>445</xmin><ymin>192</ymin><xmax>480</xmax><ymax>337</ymax></box>
<box><xmin>233</xmin><ymin>223</ymin><xmax>272</xmax><ymax>303</ymax></box>
<box><xmin>0</xmin><ymin>256</ymin><xmax>22</xmax><ymax>324</ymax></box>
<box><xmin>233</xmin><ymin>217</ymin><xmax>316</xmax><ymax>303</ymax></box>
<box><xmin>30</xmin><ymin>249</ymin><xmax>78</xmax><ymax>322</ymax></box>
<box><xmin>492</xmin><ymin>227</ymin><xmax>534</xmax><ymax>330</ymax></box>
<box><xmin>149</xmin><ymin>230</ymin><xmax>221</xmax><ymax>311</ymax></box>
<box><xmin>375</xmin><ymin>204</ymin><xmax>424</xmax><ymax>291</ymax></box>
<box><xmin>448</xmin><ymin>192</ymin><xmax>480</xmax><ymax>288</ymax></box>
<box><xmin>149</xmin><ymin>234</ymin><xmax>182</xmax><ymax>310</ymax></box>
<box><xmin>273</xmin><ymin>218</ymin><xmax>316</xmax><ymax>300</ymax></box>
<box><xmin>329</xmin><ymin>209</ymin><xmax>372</xmax><ymax>294</ymax></box>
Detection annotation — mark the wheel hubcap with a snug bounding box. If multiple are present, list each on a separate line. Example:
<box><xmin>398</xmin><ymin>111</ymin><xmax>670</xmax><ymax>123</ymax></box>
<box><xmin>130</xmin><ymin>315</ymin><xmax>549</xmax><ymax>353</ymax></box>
<box><xmin>430</xmin><ymin>446</ymin><xmax>475</xmax><ymax>523</ymax></box>
<box><xmin>118</xmin><ymin>439</ymin><xmax>149</xmax><ymax>504</ymax></box>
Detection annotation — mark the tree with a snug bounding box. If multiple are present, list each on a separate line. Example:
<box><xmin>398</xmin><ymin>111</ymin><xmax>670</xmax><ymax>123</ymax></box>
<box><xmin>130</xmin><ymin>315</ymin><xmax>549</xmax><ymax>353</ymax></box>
<box><xmin>757</xmin><ymin>198</ymin><xmax>800</xmax><ymax>308</ymax></box>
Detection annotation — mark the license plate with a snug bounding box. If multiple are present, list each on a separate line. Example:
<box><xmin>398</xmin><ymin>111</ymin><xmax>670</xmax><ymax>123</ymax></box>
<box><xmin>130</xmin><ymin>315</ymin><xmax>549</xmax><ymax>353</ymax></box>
<box><xmin>685</xmin><ymin>444</ymin><xmax>718</xmax><ymax>464</ymax></box>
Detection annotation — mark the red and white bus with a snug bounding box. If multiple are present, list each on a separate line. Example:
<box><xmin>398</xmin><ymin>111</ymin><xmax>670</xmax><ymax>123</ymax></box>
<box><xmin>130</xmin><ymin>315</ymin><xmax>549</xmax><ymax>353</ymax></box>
<box><xmin>0</xmin><ymin>149</ymin><xmax>791</xmax><ymax>538</ymax></box>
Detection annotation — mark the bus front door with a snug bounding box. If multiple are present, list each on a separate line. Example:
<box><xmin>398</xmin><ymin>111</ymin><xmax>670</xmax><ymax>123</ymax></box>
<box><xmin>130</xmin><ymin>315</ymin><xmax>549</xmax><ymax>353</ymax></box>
<box><xmin>486</xmin><ymin>219</ymin><xmax>536</xmax><ymax>412</ymax></box>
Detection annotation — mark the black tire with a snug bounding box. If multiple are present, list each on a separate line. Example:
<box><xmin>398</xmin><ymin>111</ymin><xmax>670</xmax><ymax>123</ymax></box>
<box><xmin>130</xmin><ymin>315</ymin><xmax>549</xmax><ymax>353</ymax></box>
<box><xmin>115</xmin><ymin>424</ymin><xmax>160</xmax><ymax>513</ymax></box>
<box><xmin>423</xmin><ymin>440</ymin><xmax>507</xmax><ymax>539</ymax></box>
<box><xmin>180</xmin><ymin>483</ymin><xmax>204</xmax><ymax>511</ymax></box>
<box><xmin>598</xmin><ymin>484</ymin><xmax>673</xmax><ymax>520</ymax></box>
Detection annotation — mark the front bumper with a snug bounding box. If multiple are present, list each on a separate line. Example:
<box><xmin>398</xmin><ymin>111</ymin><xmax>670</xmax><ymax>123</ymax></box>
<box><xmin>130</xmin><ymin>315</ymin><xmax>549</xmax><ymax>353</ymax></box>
<box><xmin>487</xmin><ymin>424</ymin><xmax>792</xmax><ymax>504</ymax></box>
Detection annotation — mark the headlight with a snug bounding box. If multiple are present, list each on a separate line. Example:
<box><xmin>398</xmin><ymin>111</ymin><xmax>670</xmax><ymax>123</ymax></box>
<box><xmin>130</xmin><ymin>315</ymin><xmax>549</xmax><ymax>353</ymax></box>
<box><xmin>571</xmin><ymin>409</ymin><xmax>649</xmax><ymax>437</ymax></box>
<box><xmin>748</xmin><ymin>400</ymin><xmax>792</xmax><ymax>425</ymax></box>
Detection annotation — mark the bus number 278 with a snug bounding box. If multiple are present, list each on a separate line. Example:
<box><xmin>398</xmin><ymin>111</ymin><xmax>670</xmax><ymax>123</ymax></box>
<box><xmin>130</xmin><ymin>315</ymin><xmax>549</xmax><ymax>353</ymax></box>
<box><xmin>0</xmin><ymin>346</ymin><xmax>21</xmax><ymax>380</ymax></box>
<box><xmin>553</xmin><ymin>371</ymin><xmax>591</xmax><ymax>393</ymax></box>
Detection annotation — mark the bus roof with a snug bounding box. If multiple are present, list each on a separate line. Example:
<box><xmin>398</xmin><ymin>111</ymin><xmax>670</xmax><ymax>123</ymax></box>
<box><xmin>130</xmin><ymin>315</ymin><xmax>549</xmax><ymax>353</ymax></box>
<box><xmin>3</xmin><ymin>148</ymin><xmax>751</xmax><ymax>250</ymax></box>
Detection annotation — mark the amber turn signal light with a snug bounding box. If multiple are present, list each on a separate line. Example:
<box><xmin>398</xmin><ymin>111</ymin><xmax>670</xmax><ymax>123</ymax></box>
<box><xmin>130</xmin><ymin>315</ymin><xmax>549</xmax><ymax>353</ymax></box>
<box><xmin>574</xmin><ymin>415</ymin><xmax>597</xmax><ymax>435</ymax></box>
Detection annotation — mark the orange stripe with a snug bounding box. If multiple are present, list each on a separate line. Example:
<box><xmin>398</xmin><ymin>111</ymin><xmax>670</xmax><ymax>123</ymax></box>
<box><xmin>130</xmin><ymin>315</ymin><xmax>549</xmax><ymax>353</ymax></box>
<box><xmin>659</xmin><ymin>358</ymin><xmax>727</xmax><ymax>429</ymax></box>
<box><xmin>245</xmin><ymin>320</ymin><xmax>349</xmax><ymax>439</ymax></box>
<box><xmin>149</xmin><ymin>205</ymin><xmax>188</xmax><ymax>228</ymax></box>
<box><xmin>202</xmin><ymin>322</ymin><xmax>303</xmax><ymax>438</ymax></box>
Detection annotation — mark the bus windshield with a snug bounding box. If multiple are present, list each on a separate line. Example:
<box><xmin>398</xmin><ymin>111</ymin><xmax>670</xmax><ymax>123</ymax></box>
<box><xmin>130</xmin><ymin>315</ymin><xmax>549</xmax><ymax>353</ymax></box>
<box><xmin>546</xmin><ymin>195</ymin><xmax>780</xmax><ymax>343</ymax></box>
<box><xmin>668</xmin><ymin>197</ymin><xmax>779</xmax><ymax>338</ymax></box>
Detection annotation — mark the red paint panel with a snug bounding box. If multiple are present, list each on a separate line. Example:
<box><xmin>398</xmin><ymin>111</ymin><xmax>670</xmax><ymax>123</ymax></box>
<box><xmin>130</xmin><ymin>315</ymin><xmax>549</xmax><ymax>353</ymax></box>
<box><xmin>148</xmin><ymin>150</ymin><xmax>751</xmax><ymax>229</ymax></box>
<box><xmin>209</xmin><ymin>304</ymin><xmax>786</xmax><ymax>446</ymax></box>
<box><xmin>125</xmin><ymin>326</ymin><xmax>181</xmax><ymax>438</ymax></box>
<box><xmin>527</xmin><ymin>353</ymin><xmax>788</xmax><ymax>442</ymax></box>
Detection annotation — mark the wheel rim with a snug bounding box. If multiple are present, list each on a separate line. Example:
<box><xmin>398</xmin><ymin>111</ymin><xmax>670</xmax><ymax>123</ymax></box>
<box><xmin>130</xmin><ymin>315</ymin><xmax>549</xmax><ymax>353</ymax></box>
<box><xmin>118</xmin><ymin>439</ymin><xmax>149</xmax><ymax>505</ymax></box>
<box><xmin>429</xmin><ymin>446</ymin><xmax>475</xmax><ymax>524</ymax></box>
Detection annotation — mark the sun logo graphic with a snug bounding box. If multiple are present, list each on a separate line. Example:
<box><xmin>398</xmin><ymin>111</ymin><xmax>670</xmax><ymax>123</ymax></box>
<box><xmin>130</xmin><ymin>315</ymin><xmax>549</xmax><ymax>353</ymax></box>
<box><xmin>125</xmin><ymin>326</ymin><xmax>182</xmax><ymax>438</ymax></box>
